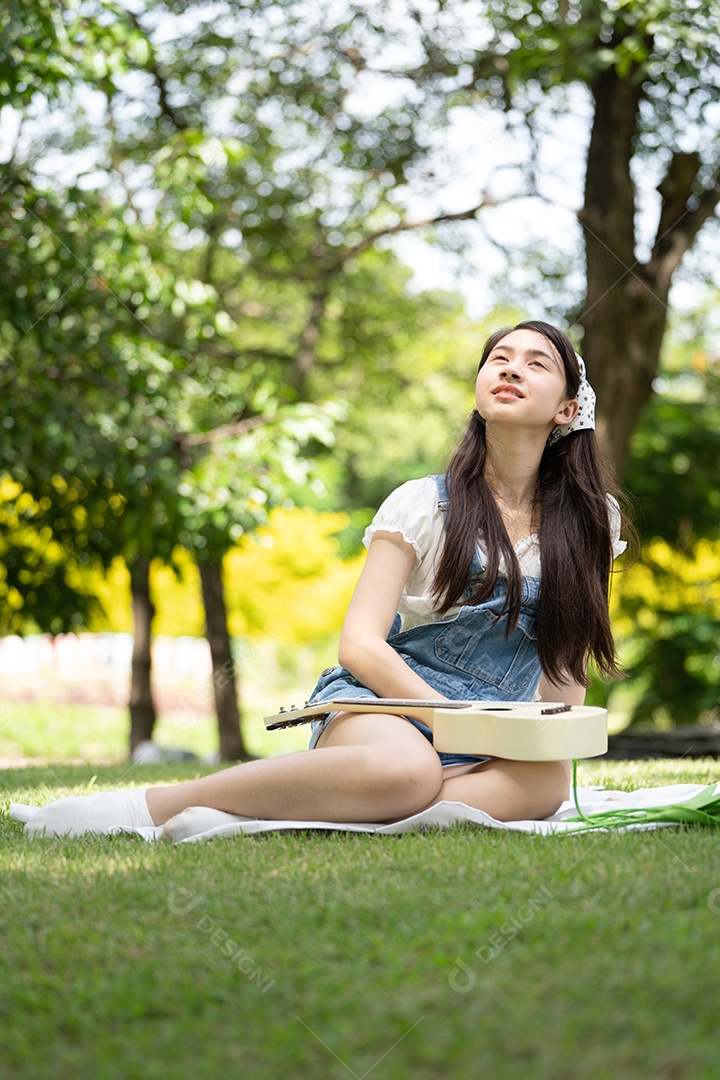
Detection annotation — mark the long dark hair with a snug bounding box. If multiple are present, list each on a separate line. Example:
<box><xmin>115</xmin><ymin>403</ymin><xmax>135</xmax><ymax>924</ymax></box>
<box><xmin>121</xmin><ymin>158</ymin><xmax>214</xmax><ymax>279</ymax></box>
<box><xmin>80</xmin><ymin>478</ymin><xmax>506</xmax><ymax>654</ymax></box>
<box><xmin>431</xmin><ymin>319</ymin><xmax>628</xmax><ymax>687</ymax></box>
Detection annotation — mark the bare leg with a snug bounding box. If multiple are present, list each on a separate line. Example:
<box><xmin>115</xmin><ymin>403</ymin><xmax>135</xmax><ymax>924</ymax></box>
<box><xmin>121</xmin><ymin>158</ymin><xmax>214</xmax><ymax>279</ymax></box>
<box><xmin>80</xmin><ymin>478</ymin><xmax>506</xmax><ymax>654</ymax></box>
<box><xmin>146</xmin><ymin>712</ymin><xmax>444</xmax><ymax>826</ymax></box>
<box><xmin>421</xmin><ymin>758</ymin><xmax>571</xmax><ymax>821</ymax></box>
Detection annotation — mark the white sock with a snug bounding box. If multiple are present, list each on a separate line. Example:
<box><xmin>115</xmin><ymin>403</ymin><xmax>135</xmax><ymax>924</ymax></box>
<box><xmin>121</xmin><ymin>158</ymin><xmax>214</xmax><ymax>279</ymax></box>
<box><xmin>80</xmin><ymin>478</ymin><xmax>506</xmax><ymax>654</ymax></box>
<box><xmin>24</xmin><ymin>788</ymin><xmax>156</xmax><ymax>839</ymax></box>
<box><xmin>160</xmin><ymin>806</ymin><xmax>250</xmax><ymax>844</ymax></box>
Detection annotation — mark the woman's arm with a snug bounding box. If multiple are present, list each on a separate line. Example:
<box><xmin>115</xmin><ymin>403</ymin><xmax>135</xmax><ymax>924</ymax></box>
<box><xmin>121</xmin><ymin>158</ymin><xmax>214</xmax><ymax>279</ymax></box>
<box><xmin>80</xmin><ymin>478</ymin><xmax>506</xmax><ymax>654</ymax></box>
<box><xmin>537</xmin><ymin>673</ymin><xmax>586</xmax><ymax>707</ymax></box>
<box><xmin>537</xmin><ymin>673</ymin><xmax>586</xmax><ymax>795</ymax></box>
<box><xmin>337</xmin><ymin>531</ymin><xmax>449</xmax><ymax>701</ymax></box>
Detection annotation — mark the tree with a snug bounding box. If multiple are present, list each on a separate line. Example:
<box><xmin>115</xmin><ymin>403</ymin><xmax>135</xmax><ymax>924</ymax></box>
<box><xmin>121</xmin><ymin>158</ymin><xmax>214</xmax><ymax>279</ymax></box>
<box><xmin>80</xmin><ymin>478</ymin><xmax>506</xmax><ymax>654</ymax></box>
<box><xmin>574</xmin><ymin>3</ymin><xmax>720</xmax><ymax>467</ymax></box>
<box><xmin>0</xmin><ymin>58</ymin><xmax>471</xmax><ymax>755</ymax></box>
<box><xmin>7</xmin><ymin>0</ymin><xmax>720</xmax><ymax>462</ymax></box>
<box><xmin>0</xmin><ymin>162</ymin><xmax>341</xmax><ymax>756</ymax></box>
<box><xmin>192</xmin><ymin>0</ymin><xmax>719</xmax><ymax>468</ymax></box>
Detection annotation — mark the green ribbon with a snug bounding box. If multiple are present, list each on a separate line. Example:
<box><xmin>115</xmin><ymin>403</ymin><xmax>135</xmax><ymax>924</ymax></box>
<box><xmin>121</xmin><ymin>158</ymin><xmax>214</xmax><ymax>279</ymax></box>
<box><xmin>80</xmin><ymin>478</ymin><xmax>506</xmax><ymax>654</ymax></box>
<box><xmin>567</xmin><ymin>760</ymin><xmax>720</xmax><ymax>832</ymax></box>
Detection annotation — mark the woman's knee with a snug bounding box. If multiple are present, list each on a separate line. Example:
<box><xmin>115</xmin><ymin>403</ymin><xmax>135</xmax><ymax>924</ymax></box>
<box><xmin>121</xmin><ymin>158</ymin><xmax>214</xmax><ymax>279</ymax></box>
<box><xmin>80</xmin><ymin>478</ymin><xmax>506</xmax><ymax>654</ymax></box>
<box><xmin>361</xmin><ymin>744</ymin><xmax>444</xmax><ymax>809</ymax></box>
<box><xmin>516</xmin><ymin>759</ymin><xmax>570</xmax><ymax>819</ymax></box>
<box><xmin>315</xmin><ymin>711</ymin><xmax>444</xmax><ymax>812</ymax></box>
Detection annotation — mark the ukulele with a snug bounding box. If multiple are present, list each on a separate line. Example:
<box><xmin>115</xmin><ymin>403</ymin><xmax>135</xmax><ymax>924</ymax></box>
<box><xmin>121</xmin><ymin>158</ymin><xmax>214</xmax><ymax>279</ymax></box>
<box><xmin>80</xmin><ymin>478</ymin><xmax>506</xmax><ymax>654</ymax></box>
<box><xmin>264</xmin><ymin>698</ymin><xmax>608</xmax><ymax>761</ymax></box>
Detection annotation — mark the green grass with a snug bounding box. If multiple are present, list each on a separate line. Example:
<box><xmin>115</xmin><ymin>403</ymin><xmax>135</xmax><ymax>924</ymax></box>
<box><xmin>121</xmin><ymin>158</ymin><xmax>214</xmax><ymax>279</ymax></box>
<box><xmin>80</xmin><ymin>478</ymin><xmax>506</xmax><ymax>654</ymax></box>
<box><xmin>0</xmin><ymin>694</ymin><xmax>315</xmax><ymax>764</ymax></box>
<box><xmin>2</xmin><ymin>757</ymin><xmax>720</xmax><ymax>1080</ymax></box>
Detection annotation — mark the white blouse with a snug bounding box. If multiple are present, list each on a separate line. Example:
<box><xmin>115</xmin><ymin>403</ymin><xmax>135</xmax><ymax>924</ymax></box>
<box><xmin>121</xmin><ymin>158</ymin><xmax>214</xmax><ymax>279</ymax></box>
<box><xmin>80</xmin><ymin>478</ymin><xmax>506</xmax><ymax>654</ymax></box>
<box><xmin>362</xmin><ymin>476</ymin><xmax>627</xmax><ymax>632</ymax></box>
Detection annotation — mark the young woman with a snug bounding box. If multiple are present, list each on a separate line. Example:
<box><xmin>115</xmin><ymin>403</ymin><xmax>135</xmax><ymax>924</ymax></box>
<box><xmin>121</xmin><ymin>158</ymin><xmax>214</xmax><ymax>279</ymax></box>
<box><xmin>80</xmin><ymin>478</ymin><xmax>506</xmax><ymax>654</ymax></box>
<box><xmin>20</xmin><ymin>320</ymin><xmax>628</xmax><ymax>839</ymax></box>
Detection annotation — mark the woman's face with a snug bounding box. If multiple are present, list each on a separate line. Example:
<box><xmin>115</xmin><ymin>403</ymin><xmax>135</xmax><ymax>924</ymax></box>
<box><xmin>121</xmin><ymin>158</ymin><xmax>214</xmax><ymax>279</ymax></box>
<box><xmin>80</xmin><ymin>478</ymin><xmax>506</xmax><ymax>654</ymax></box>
<box><xmin>474</xmin><ymin>328</ymin><xmax>578</xmax><ymax>438</ymax></box>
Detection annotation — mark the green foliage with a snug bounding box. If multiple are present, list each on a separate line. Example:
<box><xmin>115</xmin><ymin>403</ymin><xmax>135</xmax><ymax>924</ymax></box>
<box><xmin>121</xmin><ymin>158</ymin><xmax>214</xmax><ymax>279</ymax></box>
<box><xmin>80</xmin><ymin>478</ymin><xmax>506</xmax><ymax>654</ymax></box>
<box><xmin>324</xmin><ymin>301</ymin><xmax>516</xmax><ymax>512</ymax></box>
<box><xmin>611</xmin><ymin>538</ymin><xmax>720</xmax><ymax>726</ymax></box>
<box><xmin>0</xmin><ymin>1</ymin><xmax>70</xmax><ymax>108</ymax></box>
<box><xmin>1</xmin><ymin>1</ymin><xmax>483</xmax><ymax>632</ymax></box>
<box><xmin>224</xmin><ymin>507</ymin><xmax>366</xmax><ymax>643</ymax></box>
<box><xmin>612</xmin><ymin>358</ymin><xmax>720</xmax><ymax>726</ymax></box>
<box><xmin>475</xmin><ymin>0</ymin><xmax>720</xmax><ymax>92</ymax></box>
<box><xmin>82</xmin><ymin>506</ymin><xmax>365</xmax><ymax>644</ymax></box>
<box><xmin>0</xmin><ymin>478</ymin><xmax>107</xmax><ymax>634</ymax></box>
<box><xmin>624</xmin><ymin>366</ymin><xmax>720</xmax><ymax>548</ymax></box>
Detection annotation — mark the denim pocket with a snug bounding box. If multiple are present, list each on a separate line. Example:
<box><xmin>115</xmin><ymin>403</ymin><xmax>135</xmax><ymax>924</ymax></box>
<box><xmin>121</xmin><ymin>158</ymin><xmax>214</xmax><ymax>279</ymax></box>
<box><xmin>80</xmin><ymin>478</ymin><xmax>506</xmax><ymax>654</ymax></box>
<box><xmin>433</xmin><ymin>607</ymin><xmax>538</xmax><ymax>694</ymax></box>
<box><xmin>307</xmin><ymin>665</ymin><xmax>372</xmax><ymax>706</ymax></box>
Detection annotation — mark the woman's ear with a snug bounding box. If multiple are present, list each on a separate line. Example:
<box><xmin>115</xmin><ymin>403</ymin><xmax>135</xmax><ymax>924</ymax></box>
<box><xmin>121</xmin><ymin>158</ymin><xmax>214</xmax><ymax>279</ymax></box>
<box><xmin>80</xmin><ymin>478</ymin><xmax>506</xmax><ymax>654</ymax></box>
<box><xmin>553</xmin><ymin>397</ymin><xmax>580</xmax><ymax>430</ymax></box>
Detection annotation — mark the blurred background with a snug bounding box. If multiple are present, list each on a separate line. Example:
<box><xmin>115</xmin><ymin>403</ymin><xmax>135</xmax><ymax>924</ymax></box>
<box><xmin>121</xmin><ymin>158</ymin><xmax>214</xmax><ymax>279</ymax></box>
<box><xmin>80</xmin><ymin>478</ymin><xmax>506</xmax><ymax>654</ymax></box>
<box><xmin>1</xmin><ymin>0</ymin><xmax>719</xmax><ymax>764</ymax></box>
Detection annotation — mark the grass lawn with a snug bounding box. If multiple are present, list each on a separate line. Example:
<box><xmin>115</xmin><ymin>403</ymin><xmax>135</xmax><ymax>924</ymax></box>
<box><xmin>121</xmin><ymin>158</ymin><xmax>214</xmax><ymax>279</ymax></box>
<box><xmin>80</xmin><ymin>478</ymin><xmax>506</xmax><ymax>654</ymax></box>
<box><xmin>2</xmin><ymin>754</ymin><xmax>720</xmax><ymax>1080</ymax></box>
<box><xmin>0</xmin><ymin>694</ymin><xmax>316</xmax><ymax>764</ymax></box>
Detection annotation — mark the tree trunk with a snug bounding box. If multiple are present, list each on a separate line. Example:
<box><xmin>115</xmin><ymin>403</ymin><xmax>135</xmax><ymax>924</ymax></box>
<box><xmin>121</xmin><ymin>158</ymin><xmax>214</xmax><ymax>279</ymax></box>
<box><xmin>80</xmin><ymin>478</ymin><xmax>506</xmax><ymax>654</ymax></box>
<box><xmin>198</xmin><ymin>559</ymin><xmax>248</xmax><ymax>761</ymax></box>
<box><xmin>291</xmin><ymin>285</ymin><xmax>330</xmax><ymax>398</ymax></box>
<box><xmin>579</xmin><ymin>64</ymin><xmax>663</xmax><ymax>472</ymax></box>
<box><xmin>579</xmin><ymin>63</ymin><xmax>716</xmax><ymax>473</ymax></box>
<box><xmin>129</xmin><ymin>555</ymin><xmax>157</xmax><ymax>753</ymax></box>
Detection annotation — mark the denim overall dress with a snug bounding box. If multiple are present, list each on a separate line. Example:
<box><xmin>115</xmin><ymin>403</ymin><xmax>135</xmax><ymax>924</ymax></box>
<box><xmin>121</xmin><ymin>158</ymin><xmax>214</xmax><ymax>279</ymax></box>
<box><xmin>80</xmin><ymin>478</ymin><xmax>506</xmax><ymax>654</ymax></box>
<box><xmin>306</xmin><ymin>474</ymin><xmax>543</xmax><ymax>767</ymax></box>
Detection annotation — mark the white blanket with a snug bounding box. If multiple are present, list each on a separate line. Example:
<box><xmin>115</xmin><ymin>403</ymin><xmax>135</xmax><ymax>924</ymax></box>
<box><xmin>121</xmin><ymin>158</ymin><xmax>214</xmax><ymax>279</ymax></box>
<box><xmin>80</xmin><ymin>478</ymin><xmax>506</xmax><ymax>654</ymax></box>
<box><xmin>8</xmin><ymin>782</ymin><xmax>717</xmax><ymax>842</ymax></box>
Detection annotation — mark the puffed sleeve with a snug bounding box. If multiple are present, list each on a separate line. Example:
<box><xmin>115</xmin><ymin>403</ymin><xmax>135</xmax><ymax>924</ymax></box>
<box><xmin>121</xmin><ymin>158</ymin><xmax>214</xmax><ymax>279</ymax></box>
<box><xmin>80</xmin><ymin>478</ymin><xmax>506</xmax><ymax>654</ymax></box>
<box><xmin>607</xmin><ymin>494</ymin><xmax>627</xmax><ymax>559</ymax></box>
<box><xmin>362</xmin><ymin>477</ymin><xmax>440</xmax><ymax>569</ymax></box>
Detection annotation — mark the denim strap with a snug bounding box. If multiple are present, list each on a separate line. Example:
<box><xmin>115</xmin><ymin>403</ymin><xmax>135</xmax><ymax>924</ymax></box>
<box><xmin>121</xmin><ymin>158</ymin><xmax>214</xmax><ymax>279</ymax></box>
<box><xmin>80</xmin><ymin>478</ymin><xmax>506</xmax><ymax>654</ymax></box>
<box><xmin>433</xmin><ymin>473</ymin><xmax>450</xmax><ymax>514</ymax></box>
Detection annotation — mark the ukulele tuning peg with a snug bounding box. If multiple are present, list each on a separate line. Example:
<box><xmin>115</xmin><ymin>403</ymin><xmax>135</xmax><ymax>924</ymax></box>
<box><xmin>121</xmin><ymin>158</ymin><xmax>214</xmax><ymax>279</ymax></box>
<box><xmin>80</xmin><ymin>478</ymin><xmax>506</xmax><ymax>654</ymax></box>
<box><xmin>279</xmin><ymin>706</ymin><xmax>286</xmax><ymax>713</ymax></box>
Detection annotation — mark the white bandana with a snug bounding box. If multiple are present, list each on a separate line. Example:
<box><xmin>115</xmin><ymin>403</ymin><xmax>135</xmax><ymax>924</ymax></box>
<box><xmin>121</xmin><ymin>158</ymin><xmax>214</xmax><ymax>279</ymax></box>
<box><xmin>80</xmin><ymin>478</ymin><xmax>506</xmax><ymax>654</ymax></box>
<box><xmin>546</xmin><ymin>353</ymin><xmax>596</xmax><ymax>446</ymax></box>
